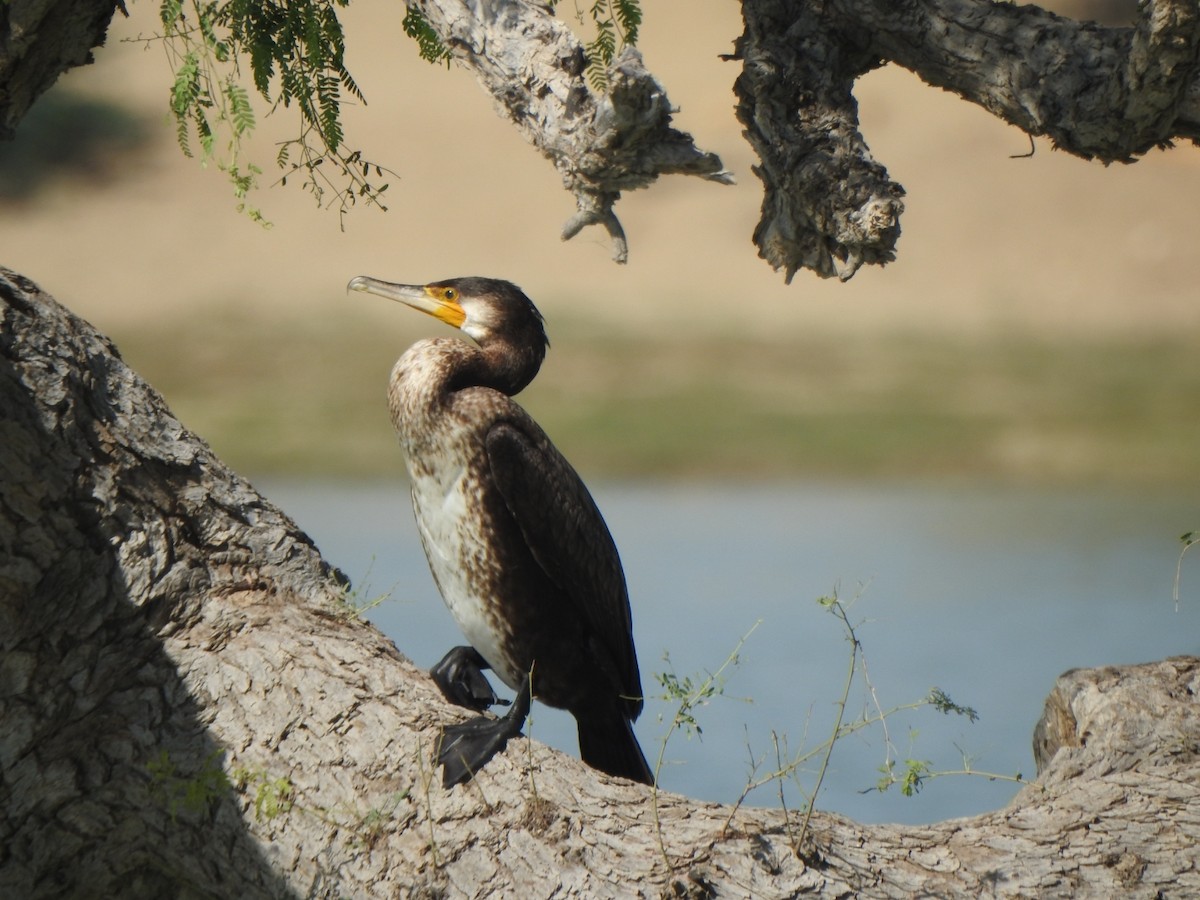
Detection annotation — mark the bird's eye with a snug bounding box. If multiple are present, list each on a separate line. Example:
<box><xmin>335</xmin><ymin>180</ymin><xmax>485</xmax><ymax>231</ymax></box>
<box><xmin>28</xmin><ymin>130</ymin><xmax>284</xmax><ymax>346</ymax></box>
<box><xmin>444</xmin><ymin>288</ymin><xmax>457</xmax><ymax>302</ymax></box>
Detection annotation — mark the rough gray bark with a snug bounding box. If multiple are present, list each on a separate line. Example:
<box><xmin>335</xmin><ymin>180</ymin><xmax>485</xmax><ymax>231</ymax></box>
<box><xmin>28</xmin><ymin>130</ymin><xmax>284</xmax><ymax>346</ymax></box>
<box><xmin>406</xmin><ymin>0</ymin><xmax>733</xmax><ymax>264</ymax></box>
<box><xmin>730</xmin><ymin>0</ymin><xmax>1200</xmax><ymax>280</ymax></box>
<box><xmin>4</xmin><ymin>267</ymin><xmax>1200</xmax><ymax>897</ymax></box>
<box><xmin>732</xmin><ymin>0</ymin><xmax>906</xmax><ymax>282</ymax></box>
<box><xmin>0</xmin><ymin>0</ymin><xmax>122</xmax><ymax>138</ymax></box>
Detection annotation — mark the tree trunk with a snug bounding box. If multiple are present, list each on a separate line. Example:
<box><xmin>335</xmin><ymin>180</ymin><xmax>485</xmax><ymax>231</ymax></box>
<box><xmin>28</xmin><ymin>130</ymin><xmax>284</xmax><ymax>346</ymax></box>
<box><xmin>0</xmin><ymin>0</ymin><xmax>122</xmax><ymax>138</ymax></box>
<box><xmin>3</xmin><ymin>268</ymin><xmax>1200</xmax><ymax>897</ymax></box>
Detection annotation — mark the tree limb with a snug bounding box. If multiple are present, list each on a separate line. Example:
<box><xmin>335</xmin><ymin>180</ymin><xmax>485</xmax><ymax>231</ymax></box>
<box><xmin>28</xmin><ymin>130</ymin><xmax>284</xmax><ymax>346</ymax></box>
<box><xmin>13</xmin><ymin>1</ymin><xmax>1196</xmax><ymax>283</ymax></box>
<box><xmin>405</xmin><ymin>0</ymin><xmax>1200</xmax><ymax>281</ymax></box>
<box><xmin>732</xmin><ymin>0</ymin><xmax>906</xmax><ymax>282</ymax></box>
<box><xmin>406</xmin><ymin>0</ymin><xmax>733</xmax><ymax>263</ymax></box>
<box><xmin>728</xmin><ymin>0</ymin><xmax>1200</xmax><ymax>281</ymax></box>
<box><xmin>390</xmin><ymin>1</ymin><xmax>1198</xmax><ymax>281</ymax></box>
<box><xmin>847</xmin><ymin>0</ymin><xmax>1200</xmax><ymax>157</ymax></box>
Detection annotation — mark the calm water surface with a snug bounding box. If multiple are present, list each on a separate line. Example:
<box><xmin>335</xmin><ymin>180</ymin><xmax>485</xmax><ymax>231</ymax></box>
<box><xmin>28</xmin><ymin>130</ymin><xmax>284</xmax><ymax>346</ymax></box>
<box><xmin>265</xmin><ymin>480</ymin><xmax>1199</xmax><ymax>825</ymax></box>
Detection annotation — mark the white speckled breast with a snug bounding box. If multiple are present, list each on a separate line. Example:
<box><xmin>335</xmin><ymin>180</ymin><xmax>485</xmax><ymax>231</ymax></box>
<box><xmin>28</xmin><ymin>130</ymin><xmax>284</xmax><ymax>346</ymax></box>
<box><xmin>408</xmin><ymin>460</ymin><xmax>520</xmax><ymax>689</ymax></box>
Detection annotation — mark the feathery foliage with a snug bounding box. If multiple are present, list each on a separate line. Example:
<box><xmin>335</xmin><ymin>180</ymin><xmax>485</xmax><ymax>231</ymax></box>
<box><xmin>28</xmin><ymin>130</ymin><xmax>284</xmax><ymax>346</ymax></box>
<box><xmin>549</xmin><ymin>0</ymin><xmax>642</xmax><ymax>90</ymax></box>
<box><xmin>402</xmin><ymin>6</ymin><xmax>451</xmax><ymax>66</ymax></box>
<box><xmin>157</xmin><ymin>0</ymin><xmax>389</xmax><ymax>223</ymax></box>
<box><xmin>153</xmin><ymin>0</ymin><xmax>644</xmax><ymax>220</ymax></box>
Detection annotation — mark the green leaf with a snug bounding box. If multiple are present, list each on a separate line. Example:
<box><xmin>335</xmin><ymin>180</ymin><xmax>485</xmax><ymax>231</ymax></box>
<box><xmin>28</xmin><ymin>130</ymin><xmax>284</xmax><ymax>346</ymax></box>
<box><xmin>170</xmin><ymin>51</ymin><xmax>201</xmax><ymax>118</ymax></box>
<box><xmin>403</xmin><ymin>7</ymin><xmax>451</xmax><ymax>65</ymax></box>
<box><xmin>154</xmin><ymin>0</ymin><xmax>412</xmax><ymax>222</ymax></box>
<box><xmin>317</xmin><ymin>73</ymin><xmax>342</xmax><ymax>150</ymax></box>
<box><xmin>614</xmin><ymin>0</ymin><xmax>642</xmax><ymax>43</ymax></box>
<box><xmin>224</xmin><ymin>81</ymin><xmax>255</xmax><ymax>135</ymax></box>
<box><xmin>195</xmin><ymin>109</ymin><xmax>215</xmax><ymax>158</ymax></box>
<box><xmin>159</xmin><ymin>0</ymin><xmax>184</xmax><ymax>28</ymax></box>
<box><xmin>927</xmin><ymin>687</ymin><xmax>979</xmax><ymax>722</ymax></box>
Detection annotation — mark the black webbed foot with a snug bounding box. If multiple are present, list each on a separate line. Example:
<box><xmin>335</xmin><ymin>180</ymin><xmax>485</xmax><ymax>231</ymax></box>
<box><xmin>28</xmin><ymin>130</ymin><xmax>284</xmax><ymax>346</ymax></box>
<box><xmin>430</xmin><ymin>646</ymin><xmax>507</xmax><ymax>712</ymax></box>
<box><xmin>437</xmin><ymin>674</ymin><xmax>533</xmax><ymax>788</ymax></box>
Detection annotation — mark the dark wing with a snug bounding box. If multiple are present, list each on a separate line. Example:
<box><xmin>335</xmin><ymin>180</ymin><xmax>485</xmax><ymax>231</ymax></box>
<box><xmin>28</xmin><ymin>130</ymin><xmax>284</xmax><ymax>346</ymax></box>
<box><xmin>485</xmin><ymin>420</ymin><xmax>643</xmax><ymax>716</ymax></box>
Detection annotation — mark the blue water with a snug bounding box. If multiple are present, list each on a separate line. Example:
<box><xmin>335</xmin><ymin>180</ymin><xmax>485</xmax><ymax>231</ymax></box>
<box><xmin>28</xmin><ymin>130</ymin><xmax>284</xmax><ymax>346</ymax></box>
<box><xmin>266</xmin><ymin>480</ymin><xmax>1200</xmax><ymax>824</ymax></box>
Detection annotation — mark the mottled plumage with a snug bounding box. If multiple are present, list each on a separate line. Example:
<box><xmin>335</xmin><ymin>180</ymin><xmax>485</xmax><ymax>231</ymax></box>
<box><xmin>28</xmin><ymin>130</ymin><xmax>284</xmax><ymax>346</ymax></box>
<box><xmin>349</xmin><ymin>275</ymin><xmax>651</xmax><ymax>786</ymax></box>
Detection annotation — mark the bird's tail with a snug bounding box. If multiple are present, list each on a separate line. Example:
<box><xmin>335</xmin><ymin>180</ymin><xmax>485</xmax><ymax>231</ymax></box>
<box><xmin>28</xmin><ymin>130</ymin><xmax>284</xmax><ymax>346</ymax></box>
<box><xmin>576</xmin><ymin>710</ymin><xmax>654</xmax><ymax>785</ymax></box>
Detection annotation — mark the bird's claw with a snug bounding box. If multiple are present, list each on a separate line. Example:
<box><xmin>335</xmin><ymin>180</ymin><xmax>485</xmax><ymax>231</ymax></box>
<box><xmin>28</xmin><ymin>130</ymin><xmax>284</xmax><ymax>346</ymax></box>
<box><xmin>431</xmin><ymin>645</ymin><xmax>500</xmax><ymax>712</ymax></box>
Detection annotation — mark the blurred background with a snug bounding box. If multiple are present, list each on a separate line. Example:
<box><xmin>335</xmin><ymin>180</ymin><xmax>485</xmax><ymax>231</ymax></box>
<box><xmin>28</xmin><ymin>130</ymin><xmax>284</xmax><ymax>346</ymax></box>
<box><xmin>3</xmin><ymin>0</ymin><xmax>1197</xmax><ymax>823</ymax></box>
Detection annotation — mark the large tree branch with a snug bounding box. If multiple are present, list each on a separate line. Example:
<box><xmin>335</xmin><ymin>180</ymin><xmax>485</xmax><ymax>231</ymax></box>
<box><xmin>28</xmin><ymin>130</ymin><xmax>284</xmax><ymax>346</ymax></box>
<box><xmin>12</xmin><ymin>1</ymin><xmax>1195</xmax><ymax>283</ymax></box>
<box><xmin>407</xmin><ymin>0</ymin><xmax>1200</xmax><ymax>282</ymax></box>
<box><xmin>406</xmin><ymin>0</ymin><xmax>733</xmax><ymax>263</ymax></box>
<box><xmin>732</xmin><ymin>0</ymin><xmax>906</xmax><ymax>282</ymax></box>
<box><xmin>4</xmin><ymin>266</ymin><xmax>1200</xmax><ymax>896</ymax></box>
<box><xmin>849</xmin><ymin>0</ymin><xmax>1200</xmax><ymax>157</ymax></box>
<box><xmin>731</xmin><ymin>0</ymin><xmax>1200</xmax><ymax>281</ymax></box>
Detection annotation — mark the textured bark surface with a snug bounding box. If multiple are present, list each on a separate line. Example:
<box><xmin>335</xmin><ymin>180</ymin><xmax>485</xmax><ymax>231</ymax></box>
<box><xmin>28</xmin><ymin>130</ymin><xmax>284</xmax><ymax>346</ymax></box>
<box><xmin>0</xmin><ymin>0</ymin><xmax>121</xmax><ymax>138</ymax></box>
<box><xmin>730</xmin><ymin>0</ymin><xmax>1200</xmax><ymax>280</ymax></box>
<box><xmin>407</xmin><ymin>0</ymin><xmax>733</xmax><ymax>264</ymax></box>
<box><xmin>732</xmin><ymin>0</ymin><xmax>906</xmax><ymax>282</ymax></box>
<box><xmin>404</xmin><ymin>0</ymin><xmax>1200</xmax><ymax>281</ymax></box>
<box><xmin>4</xmin><ymin>268</ymin><xmax>1200</xmax><ymax>897</ymax></box>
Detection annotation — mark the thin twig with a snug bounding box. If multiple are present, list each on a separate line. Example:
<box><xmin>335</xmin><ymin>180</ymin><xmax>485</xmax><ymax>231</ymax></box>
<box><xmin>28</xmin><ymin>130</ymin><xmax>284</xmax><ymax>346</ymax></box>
<box><xmin>795</xmin><ymin>594</ymin><xmax>858</xmax><ymax>852</ymax></box>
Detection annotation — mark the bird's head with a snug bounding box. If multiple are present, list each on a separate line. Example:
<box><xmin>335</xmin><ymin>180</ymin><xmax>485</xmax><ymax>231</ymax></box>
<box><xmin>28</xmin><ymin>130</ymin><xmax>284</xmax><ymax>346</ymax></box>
<box><xmin>349</xmin><ymin>275</ymin><xmax>549</xmax><ymax>393</ymax></box>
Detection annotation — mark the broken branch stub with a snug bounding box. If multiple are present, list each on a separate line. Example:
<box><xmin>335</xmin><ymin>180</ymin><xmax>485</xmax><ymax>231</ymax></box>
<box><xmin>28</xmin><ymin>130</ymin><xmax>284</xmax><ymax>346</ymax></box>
<box><xmin>733</xmin><ymin>0</ymin><xmax>905</xmax><ymax>282</ymax></box>
<box><xmin>412</xmin><ymin>0</ymin><xmax>730</xmax><ymax>264</ymax></box>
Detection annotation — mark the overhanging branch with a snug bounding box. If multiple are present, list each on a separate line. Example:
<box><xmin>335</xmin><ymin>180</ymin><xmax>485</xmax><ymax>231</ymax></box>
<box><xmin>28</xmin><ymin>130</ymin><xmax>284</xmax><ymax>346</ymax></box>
<box><xmin>407</xmin><ymin>0</ymin><xmax>731</xmax><ymax>263</ymax></box>
<box><xmin>732</xmin><ymin>0</ymin><xmax>906</xmax><ymax>282</ymax></box>
<box><xmin>409</xmin><ymin>0</ymin><xmax>1200</xmax><ymax>282</ymax></box>
<box><xmin>727</xmin><ymin>0</ymin><xmax>1200</xmax><ymax>282</ymax></box>
<box><xmin>850</xmin><ymin>0</ymin><xmax>1200</xmax><ymax>158</ymax></box>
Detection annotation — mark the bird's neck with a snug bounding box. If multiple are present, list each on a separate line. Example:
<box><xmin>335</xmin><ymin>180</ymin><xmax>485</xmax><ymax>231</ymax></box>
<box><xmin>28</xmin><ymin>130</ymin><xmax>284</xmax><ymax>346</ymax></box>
<box><xmin>388</xmin><ymin>337</ymin><xmax>540</xmax><ymax>431</ymax></box>
<box><xmin>466</xmin><ymin>340</ymin><xmax>542</xmax><ymax>396</ymax></box>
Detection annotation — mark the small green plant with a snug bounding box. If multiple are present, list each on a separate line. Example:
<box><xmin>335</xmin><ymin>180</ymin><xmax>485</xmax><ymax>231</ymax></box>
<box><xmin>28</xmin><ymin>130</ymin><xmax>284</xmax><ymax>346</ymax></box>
<box><xmin>653</xmin><ymin>624</ymin><xmax>758</xmax><ymax>748</ymax></box>
<box><xmin>522</xmin><ymin>668</ymin><xmax>542</xmax><ymax>805</ymax></box>
<box><xmin>874</xmin><ymin>737</ymin><xmax>1026</xmax><ymax>798</ymax></box>
<box><xmin>877</xmin><ymin>756</ymin><xmax>935</xmax><ymax>797</ymax></box>
<box><xmin>229</xmin><ymin>757</ymin><xmax>421</xmax><ymax>851</ymax></box>
<box><xmin>927</xmin><ymin>686</ymin><xmax>979</xmax><ymax>722</ymax></box>
<box><xmin>147</xmin><ymin>748</ymin><xmax>232</xmax><ymax>821</ymax></box>
<box><xmin>350</xmin><ymin>790</ymin><xmax>411</xmax><ymax>850</ymax></box>
<box><xmin>757</xmin><ymin>592</ymin><xmax>1024</xmax><ymax>851</ymax></box>
<box><xmin>650</xmin><ymin>622</ymin><xmax>759</xmax><ymax>871</ymax></box>
<box><xmin>232</xmin><ymin>765</ymin><xmax>295</xmax><ymax>821</ymax></box>
<box><xmin>649</xmin><ymin>585</ymin><xmax>1027</xmax><ymax>872</ymax></box>
<box><xmin>333</xmin><ymin>564</ymin><xmax>394</xmax><ymax>621</ymax></box>
<box><xmin>414</xmin><ymin>741</ymin><xmax>443</xmax><ymax>867</ymax></box>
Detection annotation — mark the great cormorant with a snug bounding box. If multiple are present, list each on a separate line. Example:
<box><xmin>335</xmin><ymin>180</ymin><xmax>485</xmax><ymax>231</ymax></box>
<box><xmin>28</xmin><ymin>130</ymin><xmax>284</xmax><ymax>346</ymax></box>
<box><xmin>348</xmin><ymin>275</ymin><xmax>652</xmax><ymax>787</ymax></box>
